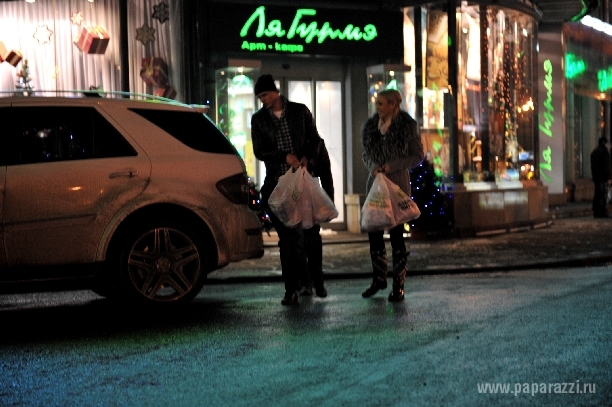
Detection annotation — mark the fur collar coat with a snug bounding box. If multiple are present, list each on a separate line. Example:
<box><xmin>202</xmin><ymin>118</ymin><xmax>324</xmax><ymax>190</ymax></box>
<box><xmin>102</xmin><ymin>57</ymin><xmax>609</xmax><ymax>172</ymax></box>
<box><xmin>361</xmin><ymin>110</ymin><xmax>424</xmax><ymax>195</ymax></box>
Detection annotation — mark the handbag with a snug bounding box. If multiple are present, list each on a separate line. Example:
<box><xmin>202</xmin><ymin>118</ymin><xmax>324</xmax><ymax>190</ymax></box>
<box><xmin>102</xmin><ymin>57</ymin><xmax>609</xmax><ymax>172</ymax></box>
<box><xmin>360</xmin><ymin>173</ymin><xmax>420</xmax><ymax>232</ymax></box>
<box><xmin>268</xmin><ymin>167</ymin><xmax>304</xmax><ymax>228</ymax></box>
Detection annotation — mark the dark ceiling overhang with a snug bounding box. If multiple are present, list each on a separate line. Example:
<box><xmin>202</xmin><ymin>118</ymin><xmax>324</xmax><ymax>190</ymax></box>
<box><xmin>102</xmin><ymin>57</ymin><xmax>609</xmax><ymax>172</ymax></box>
<box><xmin>534</xmin><ymin>0</ymin><xmax>599</xmax><ymax>23</ymax></box>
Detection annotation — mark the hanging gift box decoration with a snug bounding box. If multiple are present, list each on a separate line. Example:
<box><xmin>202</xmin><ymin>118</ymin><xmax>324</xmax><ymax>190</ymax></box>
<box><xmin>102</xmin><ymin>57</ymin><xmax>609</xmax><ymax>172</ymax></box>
<box><xmin>140</xmin><ymin>57</ymin><xmax>169</xmax><ymax>88</ymax></box>
<box><xmin>0</xmin><ymin>41</ymin><xmax>23</xmax><ymax>67</ymax></box>
<box><xmin>74</xmin><ymin>26</ymin><xmax>110</xmax><ymax>54</ymax></box>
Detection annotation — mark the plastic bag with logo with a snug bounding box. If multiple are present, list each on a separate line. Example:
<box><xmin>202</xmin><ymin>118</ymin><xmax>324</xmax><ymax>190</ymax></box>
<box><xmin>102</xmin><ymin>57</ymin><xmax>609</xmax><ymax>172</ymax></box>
<box><xmin>268</xmin><ymin>167</ymin><xmax>304</xmax><ymax>228</ymax></box>
<box><xmin>385</xmin><ymin>175</ymin><xmax>421</xmax><ymax>225</ymax></box>
<box><xmin>360</xmin><ymin>173</ymin><xmax>395</xmax><ymax>232</ymax></box>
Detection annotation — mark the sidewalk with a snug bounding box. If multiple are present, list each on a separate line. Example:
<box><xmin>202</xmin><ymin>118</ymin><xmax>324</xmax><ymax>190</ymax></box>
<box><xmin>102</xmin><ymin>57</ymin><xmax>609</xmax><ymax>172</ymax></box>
<box><xmin>262</xmin><ymin>201</ymin><xmax>601</xmax><ymax>247</ymax></box>
<box><xmin>209</xmin><ymin>202</ymin><xmax>612</xmax><ymax>283</ymax></box>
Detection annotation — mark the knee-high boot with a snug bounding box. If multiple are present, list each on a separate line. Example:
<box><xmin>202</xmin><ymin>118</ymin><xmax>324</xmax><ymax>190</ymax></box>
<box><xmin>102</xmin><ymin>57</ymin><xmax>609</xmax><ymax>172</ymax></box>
<box><xmin>362</xmin><ymin>250</ymin><xmax>388</xmax><ymax>298</ymax></box>
<box><xmin>388</xmin><ymin>250</ymin><xmax>407</xmax><ymax>302</ymax></box>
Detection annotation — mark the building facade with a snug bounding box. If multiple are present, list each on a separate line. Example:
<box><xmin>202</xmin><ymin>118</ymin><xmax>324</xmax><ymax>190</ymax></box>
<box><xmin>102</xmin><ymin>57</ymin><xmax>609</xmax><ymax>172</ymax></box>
<box><xmin>1</xmin><ymin>0</ymin><xmax>605</xmax><ymax>235</ymax></box>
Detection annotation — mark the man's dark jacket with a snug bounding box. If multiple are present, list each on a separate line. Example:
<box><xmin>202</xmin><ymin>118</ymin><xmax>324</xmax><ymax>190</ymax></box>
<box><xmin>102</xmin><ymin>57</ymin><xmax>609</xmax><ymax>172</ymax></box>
<box><xmin>251</xmin><ymin>100</ymin><xmax>322</xmax><ymax>203</ymax></box>
<box><xmin>591</xmin><ymin>144</ymin><xmax>612</xmax><ymax>183</ymax></box>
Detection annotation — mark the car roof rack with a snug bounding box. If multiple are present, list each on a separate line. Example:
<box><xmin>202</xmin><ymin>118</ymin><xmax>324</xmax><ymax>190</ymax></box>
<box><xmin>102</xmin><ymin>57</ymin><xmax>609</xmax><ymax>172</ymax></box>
<box><xmin>0</xmin><ymin>89</ymin><xmax>209</xmax><ymax>112</ymax></box>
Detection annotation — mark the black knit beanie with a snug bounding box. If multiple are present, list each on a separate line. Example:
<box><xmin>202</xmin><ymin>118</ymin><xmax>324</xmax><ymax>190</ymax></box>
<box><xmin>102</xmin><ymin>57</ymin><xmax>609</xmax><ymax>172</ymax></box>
<box><xmin>254</xmin><ymin>74</ymin><xmax>278</xmax><ymax>95</ymax></box>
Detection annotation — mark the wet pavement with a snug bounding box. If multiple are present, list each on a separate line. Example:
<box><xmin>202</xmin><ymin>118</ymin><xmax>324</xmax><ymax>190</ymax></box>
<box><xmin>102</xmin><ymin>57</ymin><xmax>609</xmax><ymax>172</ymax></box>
<box><xmin>208</xmin><ymin>202</ymin><xmax>612</xmax><ymax>283</ymax></box>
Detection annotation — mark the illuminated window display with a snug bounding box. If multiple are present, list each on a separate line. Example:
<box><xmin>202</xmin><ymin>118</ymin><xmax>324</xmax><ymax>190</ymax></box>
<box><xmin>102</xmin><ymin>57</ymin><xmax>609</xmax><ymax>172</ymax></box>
<box><xmin>215</xmin><ymin>63</ymin><xmax>260</xmax><ymax>178</ymax></box>
<box><xmin>405</xmin><ymin>4</ymin><xmax>536</xmax><ymax>185</ymax></box>
<box><xmin>366</xmin><ymin>64</ymin><xmax>412</xmax><ymax>118</ymax></box>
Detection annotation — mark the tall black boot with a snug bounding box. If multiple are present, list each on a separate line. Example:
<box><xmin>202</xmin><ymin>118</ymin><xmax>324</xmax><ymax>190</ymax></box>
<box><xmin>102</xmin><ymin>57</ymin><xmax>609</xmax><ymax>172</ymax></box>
<box><xmin>362</xmin><ymin>250</ymin><xmax>388</xmax><ymax>298</ymax></box>
<box><xmin>388</xmin><ymin>250</ymin><xmax>407</xmax><ymax>302</ymax></box>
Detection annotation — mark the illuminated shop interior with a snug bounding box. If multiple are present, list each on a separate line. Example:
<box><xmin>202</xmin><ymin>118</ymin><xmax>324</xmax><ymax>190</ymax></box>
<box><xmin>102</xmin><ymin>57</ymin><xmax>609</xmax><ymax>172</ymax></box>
<box><xmin>403</xmin><ymin>3</ymin><xmax>537</xmax><ymax>187</ymax></box>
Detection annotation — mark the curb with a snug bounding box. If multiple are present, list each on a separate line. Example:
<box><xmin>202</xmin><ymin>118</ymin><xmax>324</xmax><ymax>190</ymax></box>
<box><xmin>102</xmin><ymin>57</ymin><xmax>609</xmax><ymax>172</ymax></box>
<box><xmin>204</xmin><ymin>255</ymin><xmax>612</xmax><ymax>285</ymax></box>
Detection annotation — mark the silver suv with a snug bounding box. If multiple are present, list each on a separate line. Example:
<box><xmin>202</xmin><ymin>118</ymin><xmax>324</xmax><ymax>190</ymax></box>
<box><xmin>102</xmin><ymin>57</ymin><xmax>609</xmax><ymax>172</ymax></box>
<box><xmin>0</xmin><ymin>95</ymin><xmax>263</xmax><ymax>306</ymax></box>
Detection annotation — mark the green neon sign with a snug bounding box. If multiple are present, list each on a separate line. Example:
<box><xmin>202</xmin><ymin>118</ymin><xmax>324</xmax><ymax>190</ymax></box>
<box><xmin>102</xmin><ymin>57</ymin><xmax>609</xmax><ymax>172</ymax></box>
<box><xmin>597</xmin><ymin>67</ymin><xmax>612</xmax><ymax>92</ymax></box>
<box><xmin>240</xmin><ymin>6</ymin><xmax>378</xmax><ymax>46</ymax></box>
<box><xmin>539</xmin><ymin>59</ymin><xmax>554</xmax><ymax>182</ymax></box>
<box><xmin>565</xmin><ymin>54</ymin><xmax>587</xmax><ymax>80</ymax></box>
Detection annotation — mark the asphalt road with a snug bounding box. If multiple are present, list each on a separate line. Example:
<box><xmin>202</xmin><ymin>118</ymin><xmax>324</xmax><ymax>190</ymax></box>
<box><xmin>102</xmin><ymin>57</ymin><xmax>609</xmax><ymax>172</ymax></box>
<box><xmin>1</xmin><ymin>265</ymin><xmax>611</xmax><ymax>407</ymax></box>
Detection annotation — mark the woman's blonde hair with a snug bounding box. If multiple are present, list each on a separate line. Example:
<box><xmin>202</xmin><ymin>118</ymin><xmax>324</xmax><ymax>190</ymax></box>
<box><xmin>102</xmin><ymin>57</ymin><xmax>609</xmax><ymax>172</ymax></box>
<box><xmin>378</xmin><ymin>89</ymin><xmax>402</xmax><ymax>116</ymax></box>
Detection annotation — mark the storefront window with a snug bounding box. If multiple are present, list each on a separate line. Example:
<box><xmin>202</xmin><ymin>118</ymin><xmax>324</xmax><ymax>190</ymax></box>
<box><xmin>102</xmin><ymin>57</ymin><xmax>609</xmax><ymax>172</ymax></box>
<box><xmin>405</xmin><ymin>3</ymin><xmax>536</xmax><ymax>185</ymax></box>
<box><xmin>457</xmin><ymin>5</ymin><xmax>536</xmax><ymax>184</ymax></box>
<box><xmin>214</xmin><ymin>64</ymin><xmax>260</xmax><ymax>177</ymax></box>
<box><xmin>422</xmin><ymin>5</ymin><xmax>451</xmax><ymax>180</ymax></box>
<box><xmin>483</xmin><ymin>7</ymin><xmax>536</xmax><ymax>183</ymax></box>
<box><xmin>563</xmin><ymin>17</ymin><xmax>612</xmax><ymax>183</ymax></box>
<box><xmin>0</xmin><ymin>0</ymin><xmax>183</xmax><ymax>101</ymax></box>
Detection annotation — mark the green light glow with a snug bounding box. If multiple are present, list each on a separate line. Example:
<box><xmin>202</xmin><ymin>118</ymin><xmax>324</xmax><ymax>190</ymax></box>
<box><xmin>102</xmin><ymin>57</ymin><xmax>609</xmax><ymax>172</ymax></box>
<box><xmin>598</xmin><ymin>67</ymin><xmax>612</xmax><ymax>92</ymax></box>
<box><xmin>539</xmin><ymin>60</ymin><xmax>554</xmax><ymax>183</ymax></box>
<box><xmin>240</xmin><ymin>6</ymin><xmax>377</xmax><ymax>45</ymax></box>
<box><xmin>565</xmin><ymin>54</ymin><xmax>587</xmax><ymax>79</ymax></box>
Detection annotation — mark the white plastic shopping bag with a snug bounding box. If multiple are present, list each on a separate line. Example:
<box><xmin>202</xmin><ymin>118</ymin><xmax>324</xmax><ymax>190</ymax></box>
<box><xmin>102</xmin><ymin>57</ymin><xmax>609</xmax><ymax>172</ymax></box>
<box><xmin>360</xmin><ymin>173</ymin><xmax>420</xmax><ymax>232</ymax></box>
<box><xmin>360</xmin><ymin>173</ymin><xmax>395</xmax><ymax>232</ymax></box>
<box><xmin>268</xmin><ymin>167</ymin><xmax>304</xmax><ymax>228</ymax></box>
<box><xmin>301</xmin><ymin>171</ymin><xmax>338</xmax><ymax>229</ymax></box>
<box><xmin>386</xmin><ymin>177</ymin><xmax>420</xmax><ymax>224</ymax></box>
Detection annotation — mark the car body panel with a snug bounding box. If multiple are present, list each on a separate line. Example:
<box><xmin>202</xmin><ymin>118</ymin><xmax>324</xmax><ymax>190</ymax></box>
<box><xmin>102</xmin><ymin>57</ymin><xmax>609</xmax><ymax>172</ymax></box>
<box><xmin>0</xmin><ymin>165</ymin><xmax>6</xmax><ymax>268</ymax></box>
<box><xmin>4</xmin><ymin>156</ymin><xmax>150</xmax><ymax>266</ymax></box>
<box><xmin>0</xmin><ymin>96</ymin><xmax>263</xmax><ymax>291</ymax></box>
<box><xmin>95</xmin><ymin>151</ymin><xmax>264</xmax><ymax>268</ymax></box>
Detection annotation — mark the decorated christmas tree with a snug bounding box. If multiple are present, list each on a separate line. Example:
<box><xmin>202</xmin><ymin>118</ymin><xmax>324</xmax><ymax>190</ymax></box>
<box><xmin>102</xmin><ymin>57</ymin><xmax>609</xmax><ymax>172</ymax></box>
<box><xmin>15</xmin><ymin>59</ymin><xmax>33</xmax><ymax>96</ymax></box>
<box><xmin>409</xmin><ymin>158</ymin><xmax>454</xmax><ymax>238</ymax></box>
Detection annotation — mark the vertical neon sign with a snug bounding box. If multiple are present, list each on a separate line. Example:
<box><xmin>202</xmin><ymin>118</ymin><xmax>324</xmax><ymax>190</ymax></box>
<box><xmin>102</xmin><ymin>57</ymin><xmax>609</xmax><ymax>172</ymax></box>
<box><xmin>539</xmin><ymin>59</ymin><xmax>554</xmax><ymax>182</ymax></box>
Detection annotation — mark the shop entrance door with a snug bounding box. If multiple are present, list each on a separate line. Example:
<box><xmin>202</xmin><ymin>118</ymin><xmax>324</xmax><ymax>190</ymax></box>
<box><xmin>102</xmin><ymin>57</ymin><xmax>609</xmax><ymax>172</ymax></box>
<box><xmin>256</xmin><ymin>73</ymin><xmax>345</xmax><ymax>224</ymax></box>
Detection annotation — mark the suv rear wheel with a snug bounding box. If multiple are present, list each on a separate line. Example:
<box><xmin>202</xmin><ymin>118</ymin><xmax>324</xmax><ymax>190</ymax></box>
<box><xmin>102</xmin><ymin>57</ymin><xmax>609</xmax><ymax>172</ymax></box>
<box><xmin>115</xmin><ymin>221</ymin><xmax>209</xmax><ymax>305</ymax></box>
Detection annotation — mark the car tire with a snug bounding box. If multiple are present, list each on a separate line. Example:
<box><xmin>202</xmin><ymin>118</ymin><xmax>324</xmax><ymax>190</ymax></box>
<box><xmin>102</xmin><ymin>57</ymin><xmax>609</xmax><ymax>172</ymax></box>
<box><xmin>114</xmin><ymin>220</ymin><xmax>209</xmax><ymax>306</ymax></box>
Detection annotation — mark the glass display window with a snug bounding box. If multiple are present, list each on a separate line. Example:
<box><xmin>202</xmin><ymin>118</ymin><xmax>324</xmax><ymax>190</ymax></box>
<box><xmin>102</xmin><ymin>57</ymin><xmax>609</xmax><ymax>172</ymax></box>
<box><xmin>485</xmin><ymin>7</ymin><xmax>536</xmax><ymax>183</ymax></box>
<box><xmin>405</xmin><ymin>3</ymin><xmax>537</xmax><ymax>185</ymax></box>
<box><xmin>366</xmin><ymin>64</ymin><xmax>412</xmax><ymax>118</ymax></box>
<box><xmin>215</xmin><ymin>61</ymin><xmax>261</xmax><ymax>178</ymax></box>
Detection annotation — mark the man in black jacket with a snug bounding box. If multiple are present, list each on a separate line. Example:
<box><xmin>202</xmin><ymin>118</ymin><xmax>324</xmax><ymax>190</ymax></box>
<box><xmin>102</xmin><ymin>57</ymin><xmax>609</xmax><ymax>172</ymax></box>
<box><xmin>251</xmin><ymin>74</ymin><xmax>324</xmax><ymax>306</ymax></box>
<box><xmin>590</xmin><ymin>136</ymin><xmax>612</xmax><ymax>218</ymax></box>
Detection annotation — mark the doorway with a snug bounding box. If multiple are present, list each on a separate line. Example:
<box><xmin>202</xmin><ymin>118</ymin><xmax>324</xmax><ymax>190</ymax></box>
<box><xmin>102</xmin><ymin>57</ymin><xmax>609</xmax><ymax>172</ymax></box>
<box><xmin>256</xmin><ymin>60</ymin><xmax>346</xmax><ymax>224</ymax></box>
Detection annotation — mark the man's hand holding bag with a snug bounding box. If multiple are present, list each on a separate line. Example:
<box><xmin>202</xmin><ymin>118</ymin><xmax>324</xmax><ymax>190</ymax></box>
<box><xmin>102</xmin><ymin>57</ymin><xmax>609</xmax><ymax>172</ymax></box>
<box><xmin>268</xmin><ymin>168</ymin><xmax>304</xmax><ymax>228</ymax></box>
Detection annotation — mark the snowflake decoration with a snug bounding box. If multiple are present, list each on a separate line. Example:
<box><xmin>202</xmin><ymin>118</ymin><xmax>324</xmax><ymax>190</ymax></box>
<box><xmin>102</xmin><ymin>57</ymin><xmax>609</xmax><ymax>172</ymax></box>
<box><xmin>136</xmin><ymin>23</ymin><xmax>156</xmax><ymax>45</ymax></box>
<box><xmin>70</xmin><ymin>11</ymin><xmax>84</xmax><ymax>26</ymax></box>
<box><xmin>33</xmin><ymin>24</ymin><xmax>53</xmax><ymax>45</ymax></box>
<box><xmin>151</xmin><ymin>2</ymin><xmax>170</xmax><ymax>24</ymax></box>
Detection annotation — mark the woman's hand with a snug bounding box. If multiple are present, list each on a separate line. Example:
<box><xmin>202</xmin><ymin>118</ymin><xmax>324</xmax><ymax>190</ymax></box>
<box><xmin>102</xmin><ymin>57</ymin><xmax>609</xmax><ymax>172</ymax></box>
<box><xmin>372</xmin><ymin>164</ymin><xmax>390</xmax><ymax>177</ymax></box>
<box><xmin>373</xmin><ymin>164</ymin><xmax>390</xmax><ymax>176</ymax></box>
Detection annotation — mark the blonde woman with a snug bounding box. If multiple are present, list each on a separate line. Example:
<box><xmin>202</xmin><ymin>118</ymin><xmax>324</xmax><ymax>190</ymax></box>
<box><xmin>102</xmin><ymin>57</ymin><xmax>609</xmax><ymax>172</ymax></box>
<box><xmin>361</xmin><ymin>89</ymin><xmax>424</xmax><ymax>302</ymax></box>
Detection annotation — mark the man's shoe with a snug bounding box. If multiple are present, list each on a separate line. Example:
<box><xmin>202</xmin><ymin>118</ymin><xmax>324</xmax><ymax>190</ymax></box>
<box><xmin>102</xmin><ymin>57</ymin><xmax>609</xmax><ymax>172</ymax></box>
<box><xmin>362</xmin><ymin>279</ymin><xmax>387</xmax><ymax>298</ymax></box>
<box><xmin>281</xmin><ymin>292</ymin><xmax>299</xmax><ymax>306</ymax></box>
<box><xmin>299</xmin><ymin>285</ymin><xmax>313</xmax><ymax>296</ymax></box>
<box><xmin>315</xmin><ymin>285</ymin><xmax>328</xmax><ymax>298</ymax></box>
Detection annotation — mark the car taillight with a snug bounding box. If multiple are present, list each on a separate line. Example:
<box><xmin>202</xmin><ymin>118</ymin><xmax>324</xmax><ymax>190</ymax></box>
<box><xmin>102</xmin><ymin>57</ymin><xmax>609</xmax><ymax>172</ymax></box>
<box><xmin>216</xmin><ymin>173</ymin><xmax>249</xmax><ymax>205</ymax></box>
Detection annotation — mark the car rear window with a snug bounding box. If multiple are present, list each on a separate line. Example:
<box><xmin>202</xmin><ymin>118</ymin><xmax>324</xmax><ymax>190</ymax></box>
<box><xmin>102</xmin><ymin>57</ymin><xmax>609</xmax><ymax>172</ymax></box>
<box><xmin>0</xmin><ymin>106</ymin><xmax>137</xmax><ymax>165</ymax></box>
<box><xmin>129</xmin><ymin>108</ymin><xmax>238</xmax><ymax>155</ymax></box>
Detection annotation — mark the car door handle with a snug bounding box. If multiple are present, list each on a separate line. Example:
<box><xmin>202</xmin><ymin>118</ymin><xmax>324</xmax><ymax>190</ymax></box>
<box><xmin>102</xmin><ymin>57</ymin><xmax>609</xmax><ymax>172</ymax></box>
<box><xmin>109</xmin><ymin>170</ymin><xmax>139</xmax><ymax>179</ymax></box>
